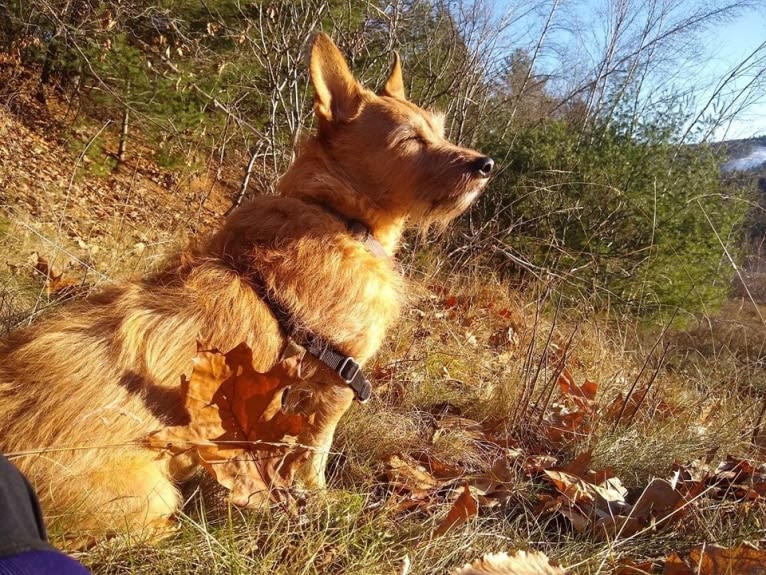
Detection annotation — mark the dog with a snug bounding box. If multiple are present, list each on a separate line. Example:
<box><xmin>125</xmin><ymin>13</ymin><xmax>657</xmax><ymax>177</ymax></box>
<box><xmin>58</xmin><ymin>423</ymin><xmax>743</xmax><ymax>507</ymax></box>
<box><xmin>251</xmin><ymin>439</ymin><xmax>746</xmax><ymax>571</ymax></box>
<box><xmin>0</xmin><ymin>32</ymin><xmax>493</xmax><ymax>542</ymax></box>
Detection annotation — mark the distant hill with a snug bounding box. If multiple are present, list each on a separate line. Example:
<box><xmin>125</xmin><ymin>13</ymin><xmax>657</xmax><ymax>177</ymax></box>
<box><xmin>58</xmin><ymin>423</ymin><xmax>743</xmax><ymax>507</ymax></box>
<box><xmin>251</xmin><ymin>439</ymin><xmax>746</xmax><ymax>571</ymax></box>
<box><xmin>719</xmin><ymin>136</ymin><xmax>766</xmax><ymax>176</ymax></box>
<box><xmin>717</xmin><ymin>137</ymin><xmax>766</xmax><ymax>280</ymax></box>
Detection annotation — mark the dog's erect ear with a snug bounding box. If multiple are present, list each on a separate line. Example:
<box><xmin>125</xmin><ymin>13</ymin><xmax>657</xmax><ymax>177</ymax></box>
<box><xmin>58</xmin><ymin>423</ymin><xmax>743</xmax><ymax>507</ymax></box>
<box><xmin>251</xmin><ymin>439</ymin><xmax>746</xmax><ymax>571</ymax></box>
<box><xmin>380</xmin><ymin>52</ymin><xmax>405</xmax><ymax>100</ymax></box>
<box><xmin>310</xmin><ymin>32</ymin><xmax>362</xmax><ymax>123</ymax></box>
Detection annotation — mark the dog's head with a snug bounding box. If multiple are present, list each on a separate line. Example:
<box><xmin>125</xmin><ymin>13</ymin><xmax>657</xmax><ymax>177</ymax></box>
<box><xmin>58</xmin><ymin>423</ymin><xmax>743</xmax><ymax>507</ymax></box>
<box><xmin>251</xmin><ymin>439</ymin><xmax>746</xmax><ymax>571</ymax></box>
<box><xmin>308</xmin><ymin>33</ymin><xmax>493</xmax><ymax>228</ymax></box>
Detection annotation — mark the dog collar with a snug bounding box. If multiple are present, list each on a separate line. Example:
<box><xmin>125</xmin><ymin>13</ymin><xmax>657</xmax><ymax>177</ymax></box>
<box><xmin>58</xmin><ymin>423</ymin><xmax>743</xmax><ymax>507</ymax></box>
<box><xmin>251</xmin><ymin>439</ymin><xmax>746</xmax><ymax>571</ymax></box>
<box><xmin>304</xmin><ymin>336</ymin><xmax>372</xmax><ymax>403</ymax></box>
<box><xmin>254</xmin><ymin>280</ymin><xmax>373</xmax><ymax>403</ymax></box>
<box><xmin>252</xmin><ymin>215</ymin><xmax>384</xmax><ymax>403</ymax></box>
<box><xmin>309</xmin><ymin>200</ymin><xmax>389</xmax><ymax>260</ymax></box>
<box><xmin>347</xmin><ymin>220</ymin><xmax>388</xmax><ymax>259</ymax></box>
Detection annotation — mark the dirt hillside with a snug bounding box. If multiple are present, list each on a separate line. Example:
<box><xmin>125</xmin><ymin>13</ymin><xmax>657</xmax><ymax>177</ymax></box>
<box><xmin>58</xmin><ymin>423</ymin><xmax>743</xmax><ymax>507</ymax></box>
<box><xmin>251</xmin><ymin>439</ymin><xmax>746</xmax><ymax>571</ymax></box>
<box><xmin>0</xmin><ymin>72</ymin><xmax>236</xmax><ymax>316</ymax></box>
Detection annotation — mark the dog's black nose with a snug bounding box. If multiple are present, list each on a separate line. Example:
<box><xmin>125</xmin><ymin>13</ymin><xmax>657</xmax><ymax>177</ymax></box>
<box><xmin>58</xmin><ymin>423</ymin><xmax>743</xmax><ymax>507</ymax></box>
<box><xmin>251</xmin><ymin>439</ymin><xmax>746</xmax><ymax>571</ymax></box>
<box><xmin>474</xmin><ymin>156</ymin><xmax>494</xmax><ymax>178</ymax></box>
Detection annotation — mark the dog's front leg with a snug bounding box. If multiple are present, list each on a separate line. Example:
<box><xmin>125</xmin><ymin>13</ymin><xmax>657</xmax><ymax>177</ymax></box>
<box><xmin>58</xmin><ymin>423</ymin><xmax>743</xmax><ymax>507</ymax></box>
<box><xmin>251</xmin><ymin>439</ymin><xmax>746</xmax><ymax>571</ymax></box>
<box><xmin>283</xmin><ymin>377</ymin><xmax>355</xmax><ymax>490</ymax></box>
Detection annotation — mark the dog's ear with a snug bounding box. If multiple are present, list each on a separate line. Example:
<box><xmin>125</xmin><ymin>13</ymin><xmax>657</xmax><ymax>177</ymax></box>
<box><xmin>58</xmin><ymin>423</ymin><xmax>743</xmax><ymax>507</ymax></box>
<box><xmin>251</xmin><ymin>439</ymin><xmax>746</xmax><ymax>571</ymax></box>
<box><xmin>310</xmin><ymin>32</ymin><xmax>362</xmax><ymax>123</ymax></box>
<box><xmin>380</xmin><ymin>52</ymin><xmax>406</xmax><ymax>100</ymax></box>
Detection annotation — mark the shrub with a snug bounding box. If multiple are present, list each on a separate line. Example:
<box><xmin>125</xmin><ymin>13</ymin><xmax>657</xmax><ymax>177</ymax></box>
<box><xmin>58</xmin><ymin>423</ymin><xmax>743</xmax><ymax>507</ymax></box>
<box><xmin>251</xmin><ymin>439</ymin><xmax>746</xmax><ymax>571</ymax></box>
<box><xmin>468</xmin><ymin>113</ymin><xmax>746</xmax><ymax>315</ymax></box>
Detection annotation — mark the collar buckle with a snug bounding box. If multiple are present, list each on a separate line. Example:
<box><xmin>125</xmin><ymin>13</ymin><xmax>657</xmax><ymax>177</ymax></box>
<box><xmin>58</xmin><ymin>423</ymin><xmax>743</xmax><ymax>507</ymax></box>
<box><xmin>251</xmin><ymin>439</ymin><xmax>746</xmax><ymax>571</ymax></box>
<box><xmin>305</xmin><ymin>337</ymin><xmax>372</xmax><ymax>403</ymax></box>
<box><xmin>338</xmin><ymin>356</ymin><xmax>361</xmax><ymax>384</ymax></box>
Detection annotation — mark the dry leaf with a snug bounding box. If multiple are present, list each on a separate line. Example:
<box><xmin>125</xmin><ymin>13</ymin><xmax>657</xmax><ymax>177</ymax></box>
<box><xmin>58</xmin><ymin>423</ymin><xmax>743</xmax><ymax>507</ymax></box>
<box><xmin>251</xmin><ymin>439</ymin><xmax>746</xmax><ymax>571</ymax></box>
<box><xmin>662</xmin><ymin>552</ymin><xmax>693</xmax><ymax>574</ymax></box>
<box><xmin>662</xmin><ymin>545</ymin><xmax>766</xmax><ymax>575</ymax></box>
<box><xmin>630</xmin><ymin>478</ymin><xmax>684</xmax><ymax>522</ymax></box>
<box><xmin>469</xmin><ymin>456</ymin><xmax>517</xmax><ymax>507</ymax></box>
<box><xmin>557</xmin><ymin>369</ymin><xmax>597</xmax><ymax>402</ymax></box>
<box><xmin>686</xmin><ymin>456</ymin><xmax>766</xmax><ymax>501</ymax></box>
<box><xmin>559</xmin><ymin>505</ymin><xmax>590</xmax><ymax>533</ymax></box>
<box><xmin>435</xmin><ymin>483</ymin><xmax>478</xmax><ymax>536</ymax></box>
<box><xmin>540</xmin><ymin>469</ymin><xmax>671</xmax><ymax>537</ymax></box>
<box><xmin>454</xmin><ymin>550</ymin><xmax>566</xmax><ymax>575</ymax></box>
<box><xmin>541</xmin><ymin>403</ymin><xmax>590</xmax><ymax>446</ymax></box>
<box><xmin>689</xmin><ymin>544</ymin><xmax>766</xmax><ymax>575</ymax></box>
<box><xmin>411</xmin><ymin>451</ymin><xmax>465</xmax><ymax>480</ymax></box>
<box><xmin>600</xmin><ymin>477</ymin><xmax>687</xmax><ymax>539</ymax></box>
<box><xmin>30</xmin><ymin>252</ymin><xmax>62</xmax><ymax>284</ymax></box>
<box><xmin>147</xmin><ymin>342</ymin><xmax>351</xmax><ymax>508</ymax></box>
<box><xmin>556</xmin><ymin>451</ymin><xmax>593</xmax><ymax>478</ymax></box>
<box><xmin>554</xmin><ymin>451</ymin><xmax>614</xmax><ymax>485</ymax></box>
<box><xmin>28</xmin><ymin>252</ymin><xmax>84</xmax><ymax>298</ymax></box>
<box><xmin>383</xmin><ymin>453</ymin><xmax>443</xmax><ymax>499</ymax></box>
<box><xmin>525</xmin><ymin>454</ymin><xmax>559</xmax><ymax>474</ymax></box>
<box><xmin>544</xmin><ymin>470</ymin><xmax>629</xmax><ymax>512</ymax></box>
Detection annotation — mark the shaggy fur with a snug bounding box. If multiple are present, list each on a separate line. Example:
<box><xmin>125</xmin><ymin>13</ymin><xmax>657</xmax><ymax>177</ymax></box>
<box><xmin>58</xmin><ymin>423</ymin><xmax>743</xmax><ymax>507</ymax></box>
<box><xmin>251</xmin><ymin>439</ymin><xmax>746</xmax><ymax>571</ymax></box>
<box><xmin>0</xmin><ymin>33</ymin><xmax>492</xmax><ymax>542</ymax></box>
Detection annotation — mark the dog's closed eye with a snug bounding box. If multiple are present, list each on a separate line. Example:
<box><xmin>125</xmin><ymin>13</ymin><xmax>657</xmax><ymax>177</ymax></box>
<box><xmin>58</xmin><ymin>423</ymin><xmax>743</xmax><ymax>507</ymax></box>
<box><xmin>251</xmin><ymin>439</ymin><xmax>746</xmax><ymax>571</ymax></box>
<box><xmin>399</xmin><ymin>134</ymin><xmax>426</xmax><ymax>147</ymax></box>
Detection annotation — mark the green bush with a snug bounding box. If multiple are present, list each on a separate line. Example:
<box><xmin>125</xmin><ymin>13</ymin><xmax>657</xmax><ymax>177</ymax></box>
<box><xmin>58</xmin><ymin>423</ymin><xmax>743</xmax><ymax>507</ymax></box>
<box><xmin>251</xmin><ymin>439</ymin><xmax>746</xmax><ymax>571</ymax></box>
<box><xmin>471</xmin><ymin>115</ymin><xmax>746</xmax><ymax>315</ymax></box>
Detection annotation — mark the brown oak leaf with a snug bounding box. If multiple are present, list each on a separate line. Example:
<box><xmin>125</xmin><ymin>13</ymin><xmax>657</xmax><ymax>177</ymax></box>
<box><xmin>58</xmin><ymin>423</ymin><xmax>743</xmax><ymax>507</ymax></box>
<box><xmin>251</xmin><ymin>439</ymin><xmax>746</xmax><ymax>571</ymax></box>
<box><xmin>382</xmin><ymin>453</ymin><xmax>443</xmax><ymax>500</ymax></box>
<box><xmin>147</xmin><ymin>342</ymin><xmax>321</xmax><ymax>508</ymax></box>
<box><xmin>454</xmin><ymin>550</ymin><xmax>567</xmax><ymax>575</ymax></box>
<box><xmin>435</xmin><ymin>483</ymin><xmax>478</xmax><ymax>536</ymax></box>
<box><xmin>689</xmin><ymin>544</ymin><xmax>766</xmax><ymax>575</ymax></box>
<box><xmin>662</xmin><ymin>545</ymin><xmax>766</xmax><ymax>575</ymax></box>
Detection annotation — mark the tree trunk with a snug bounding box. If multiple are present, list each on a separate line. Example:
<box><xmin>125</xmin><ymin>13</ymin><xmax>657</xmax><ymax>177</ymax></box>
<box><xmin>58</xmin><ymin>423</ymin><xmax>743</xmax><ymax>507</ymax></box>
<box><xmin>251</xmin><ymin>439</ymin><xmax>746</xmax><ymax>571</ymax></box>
<box><xmin>227</xmin><ymin>145</ymin><xmax>263</xmax><ymax>216</ymax></box>
<box><xmin>118</xmin><ymin>81</ymin><xmax>130</xmax><ymax>163</ymax></box>
<box><xmin>36</xmin><ymin>40</ymin><xmax>58</xmax><ymax>102</ymax></box>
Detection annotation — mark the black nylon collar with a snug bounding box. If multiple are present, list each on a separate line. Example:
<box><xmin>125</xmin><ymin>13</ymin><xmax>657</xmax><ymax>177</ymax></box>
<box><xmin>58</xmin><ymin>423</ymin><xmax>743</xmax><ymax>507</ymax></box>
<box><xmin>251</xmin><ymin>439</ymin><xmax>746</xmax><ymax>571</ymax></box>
<box><xmin>252</xmin><ymin>212</ymin><xmax>385</xmax><ymax>403</ymax></box>
<box><xmin>305</xmin><ymin>337</ymin><xmax>372</xmax><ymax>403</ymax></box>
<box><xmin>253</xmin><ymin>276</ymin><xmax>373</xmax><ymax>403</ymax></box>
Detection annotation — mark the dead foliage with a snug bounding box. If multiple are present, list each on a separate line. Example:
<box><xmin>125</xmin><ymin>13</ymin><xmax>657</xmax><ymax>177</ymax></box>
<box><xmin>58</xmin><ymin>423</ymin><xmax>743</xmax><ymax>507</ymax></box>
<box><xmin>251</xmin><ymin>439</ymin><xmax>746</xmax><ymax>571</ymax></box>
<box><xmin>146</xmin><ymin>343</ymin><xmax>316</xmax><ymax>509</ymax></box>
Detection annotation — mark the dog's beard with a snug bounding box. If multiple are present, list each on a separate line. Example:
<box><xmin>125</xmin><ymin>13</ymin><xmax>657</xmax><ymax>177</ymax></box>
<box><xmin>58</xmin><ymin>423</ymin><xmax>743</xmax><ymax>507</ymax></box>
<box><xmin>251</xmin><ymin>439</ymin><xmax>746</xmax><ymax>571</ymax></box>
<box><xmin>420</xmin><ymin>179</ymin><xmax>486</xmax><ymax>234</ymax></box>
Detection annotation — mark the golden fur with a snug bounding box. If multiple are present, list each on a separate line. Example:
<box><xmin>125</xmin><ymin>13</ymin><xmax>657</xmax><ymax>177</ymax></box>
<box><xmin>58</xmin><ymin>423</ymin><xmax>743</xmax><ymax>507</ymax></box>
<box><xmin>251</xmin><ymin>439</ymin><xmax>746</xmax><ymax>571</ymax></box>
<box><xmin>0</xmin><ymin>33</ymin><xmax>492</xmax><ymax>541</ymax></box>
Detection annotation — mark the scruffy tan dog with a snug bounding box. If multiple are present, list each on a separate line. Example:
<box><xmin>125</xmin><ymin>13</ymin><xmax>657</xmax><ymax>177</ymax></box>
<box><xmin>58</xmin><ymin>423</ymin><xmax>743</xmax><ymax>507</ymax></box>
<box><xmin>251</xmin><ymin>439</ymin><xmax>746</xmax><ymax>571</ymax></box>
<box><xmin>0</xmin><ymin>33</ymin><xmax>492</xmax><ymax>541</ymax></box>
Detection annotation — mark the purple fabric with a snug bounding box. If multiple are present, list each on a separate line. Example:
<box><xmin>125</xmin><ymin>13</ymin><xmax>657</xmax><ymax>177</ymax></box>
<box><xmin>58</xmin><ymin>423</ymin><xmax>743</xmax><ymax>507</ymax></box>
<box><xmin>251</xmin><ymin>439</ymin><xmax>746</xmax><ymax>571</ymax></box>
<box><xmin>0</xmin><ymin>456</ymin><xmax>47</xmax><ymax>557</ymax></box>
<box><xmin>0</xmin><ymin>550</ymin><xmax>90</xmax><ymax>575</ymax></box>
<box><xmin>1</xmin><ymin>455</ymin><xmax>90</xmax><ymax>573</ymax></box>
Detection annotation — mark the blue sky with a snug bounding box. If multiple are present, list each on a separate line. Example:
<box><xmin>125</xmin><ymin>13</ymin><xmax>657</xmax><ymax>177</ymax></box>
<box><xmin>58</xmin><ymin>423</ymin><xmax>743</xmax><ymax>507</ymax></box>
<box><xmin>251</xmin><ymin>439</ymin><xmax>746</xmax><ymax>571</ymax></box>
<box><xmin>700</xmin><ymin>7</ymin><xmax>766</xmax><ymax>139</ymax></box>
<box><xmin>492</xmin><ymin>1</ymin><xmax>766</xmax><ymax>141</ymax></box>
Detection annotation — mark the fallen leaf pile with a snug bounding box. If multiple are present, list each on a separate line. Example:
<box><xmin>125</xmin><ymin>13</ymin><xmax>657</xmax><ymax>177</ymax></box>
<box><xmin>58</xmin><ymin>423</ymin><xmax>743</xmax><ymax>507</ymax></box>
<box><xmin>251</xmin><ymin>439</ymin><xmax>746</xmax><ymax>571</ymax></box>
<box><xmin>0</xmin><ymin>95</ymin><xmax>228</xmax><ymax>296</ymax></box>
<box><xmin>674</xmin><ymin>455</ymin><xmax>766</xmax><ymax>501</ymax></box>
<box><xmin>375</xmin><ymin>364</ymin><xmax>766</xmax><ymax>572</ymax></box>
